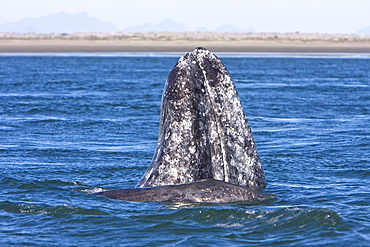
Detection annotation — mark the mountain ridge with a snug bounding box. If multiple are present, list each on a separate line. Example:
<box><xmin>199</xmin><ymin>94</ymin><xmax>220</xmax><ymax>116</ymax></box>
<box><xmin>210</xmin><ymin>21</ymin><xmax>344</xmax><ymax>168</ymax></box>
<box><xmin>0</xmin><ymin>12</ymin><xmax>117</xmax><ymax>33</ymax></box>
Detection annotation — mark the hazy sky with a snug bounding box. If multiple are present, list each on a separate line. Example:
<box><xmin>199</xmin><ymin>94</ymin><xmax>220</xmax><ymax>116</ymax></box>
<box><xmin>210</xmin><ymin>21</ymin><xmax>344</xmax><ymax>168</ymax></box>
<box><xmin>1</xmin><ymin>0</ymin><xmax>370</xmax><ymax>33</ymax></box>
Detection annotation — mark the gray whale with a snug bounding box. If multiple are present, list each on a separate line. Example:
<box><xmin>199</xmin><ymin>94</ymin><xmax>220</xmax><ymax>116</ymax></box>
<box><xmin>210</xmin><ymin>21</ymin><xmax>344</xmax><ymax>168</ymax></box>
<box><xmin>96</xmin><ymin>48</ymin><xmax>266</xmax><ymax>203</ymax></box>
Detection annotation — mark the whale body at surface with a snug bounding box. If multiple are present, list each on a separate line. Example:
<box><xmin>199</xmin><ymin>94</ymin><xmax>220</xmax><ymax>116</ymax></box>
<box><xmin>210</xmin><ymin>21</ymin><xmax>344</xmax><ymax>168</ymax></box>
<box><xmin>97</xmin><ymin>179</ymin><xmax>262</xmax><ymax>203</ymax></box>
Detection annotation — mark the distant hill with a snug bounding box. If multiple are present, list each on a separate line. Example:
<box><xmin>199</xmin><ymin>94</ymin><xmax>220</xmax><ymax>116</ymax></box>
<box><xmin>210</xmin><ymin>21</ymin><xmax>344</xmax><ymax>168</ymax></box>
<box><xmin>123</xmin><ymin>18</ymin><xmax>188</xmax><ymax>33</ymax></box>
<box><xmin>357</xmin><ymin>26</ymin><xmax>370</xmax><ymax>35</ymax></box>
<box><xmin>123</xmin><ymin>18</ymin><xmax>254</xmax><ymax>33</ymax></box>
<box><xmin>212</xmin><ymin>24</ymin><xmax>255</xmax><ymax>33</ymax></box>
<box><xmin>0</xmin><ymin>12</ymin><xmax>117</xmax><ymax>33</ymax></box>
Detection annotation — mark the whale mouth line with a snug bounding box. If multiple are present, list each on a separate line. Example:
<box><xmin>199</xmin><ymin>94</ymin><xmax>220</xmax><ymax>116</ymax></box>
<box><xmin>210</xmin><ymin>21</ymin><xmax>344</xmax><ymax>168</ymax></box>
<box><xmin>196</xmin><ymin>51</ymin><xmax>229</xmax><ymax>183</ymax></box>
<box><xmin>96</xmin><ymin>47</ymin><xmax>266</xmax><ymax>203</ymax></box>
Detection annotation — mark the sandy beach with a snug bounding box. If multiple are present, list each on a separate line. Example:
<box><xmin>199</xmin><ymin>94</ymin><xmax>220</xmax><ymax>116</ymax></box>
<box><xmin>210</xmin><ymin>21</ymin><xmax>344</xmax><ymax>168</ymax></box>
<box><xmin>1</xmin><ymin>32</ymin><xmax>370</xmax><ymax>53</ymax></box>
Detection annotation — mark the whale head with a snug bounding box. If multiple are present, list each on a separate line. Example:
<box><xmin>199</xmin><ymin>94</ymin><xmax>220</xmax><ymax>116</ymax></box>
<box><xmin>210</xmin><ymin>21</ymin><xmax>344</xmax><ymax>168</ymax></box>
<box><xmin>136</xmin><ymin>48</ymin><xmax>266</xmax><ymax>190</ymax></box>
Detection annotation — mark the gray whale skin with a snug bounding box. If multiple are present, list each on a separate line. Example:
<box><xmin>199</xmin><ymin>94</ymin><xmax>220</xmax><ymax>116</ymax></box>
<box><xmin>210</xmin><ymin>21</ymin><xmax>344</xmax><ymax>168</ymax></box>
<box><xmin>96</xmin><ymin>48</ymin><xmax>266</xmax><ymax>203</ymax></box>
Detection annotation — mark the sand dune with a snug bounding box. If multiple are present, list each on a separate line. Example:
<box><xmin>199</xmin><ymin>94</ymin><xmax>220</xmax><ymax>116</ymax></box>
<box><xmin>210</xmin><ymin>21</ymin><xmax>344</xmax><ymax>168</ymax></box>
<box><xmin>1</xmin><ymin>32</ymin><xmax>370</xmax><ymax>53</ymax></box>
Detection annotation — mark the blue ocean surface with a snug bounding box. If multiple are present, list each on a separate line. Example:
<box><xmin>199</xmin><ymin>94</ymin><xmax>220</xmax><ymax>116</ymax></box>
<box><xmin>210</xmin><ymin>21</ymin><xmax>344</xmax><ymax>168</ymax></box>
<box><xmin>0</xmin><ymin>53</ymin><xmax>369</xmax><ymax>246</ymax></box>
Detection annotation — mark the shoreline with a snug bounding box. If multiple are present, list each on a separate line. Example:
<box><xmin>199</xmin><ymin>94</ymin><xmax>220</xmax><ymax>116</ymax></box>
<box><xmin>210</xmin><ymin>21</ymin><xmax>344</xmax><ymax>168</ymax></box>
<box><xmin>1</xmin><ymin>32</ymin><xmax>370</xmax><ymax>53</ymax></box>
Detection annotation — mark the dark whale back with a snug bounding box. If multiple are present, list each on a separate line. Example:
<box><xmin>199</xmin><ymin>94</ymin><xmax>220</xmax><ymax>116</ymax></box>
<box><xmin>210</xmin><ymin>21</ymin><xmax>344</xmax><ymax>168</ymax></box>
<box><xmin>97</xmin><ymin>179</ymin><xmax>263</xmax><ymax>203</ymax></box>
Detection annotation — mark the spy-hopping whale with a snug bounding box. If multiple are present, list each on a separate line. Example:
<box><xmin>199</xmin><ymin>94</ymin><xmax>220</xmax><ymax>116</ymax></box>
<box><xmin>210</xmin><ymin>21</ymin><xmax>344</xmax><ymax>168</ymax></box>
<box><xmin>96</xmin><ymin>48</ymin><xmax>266</xmax><ymax>203</ymax></box>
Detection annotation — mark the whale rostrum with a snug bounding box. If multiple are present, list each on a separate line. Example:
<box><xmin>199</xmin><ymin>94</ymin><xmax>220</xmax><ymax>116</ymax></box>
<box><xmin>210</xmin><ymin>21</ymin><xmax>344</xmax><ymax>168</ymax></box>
<box><xmin>137</xmin><ymin>48</ymin><xmax>265</xmax><ymax>189</ymax></box>
<box><xmin>96</xmin><ymin>48</ymin><xmax>266</xmax><ymax>203</ymax></box>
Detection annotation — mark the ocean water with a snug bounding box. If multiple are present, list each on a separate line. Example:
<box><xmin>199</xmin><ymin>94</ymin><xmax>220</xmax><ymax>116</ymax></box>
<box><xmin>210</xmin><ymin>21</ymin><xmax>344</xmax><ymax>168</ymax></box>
<box><xmin>0</xmin><ymin>53</ymin><xmax>369</xmax><ymax>246</ymax></box>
